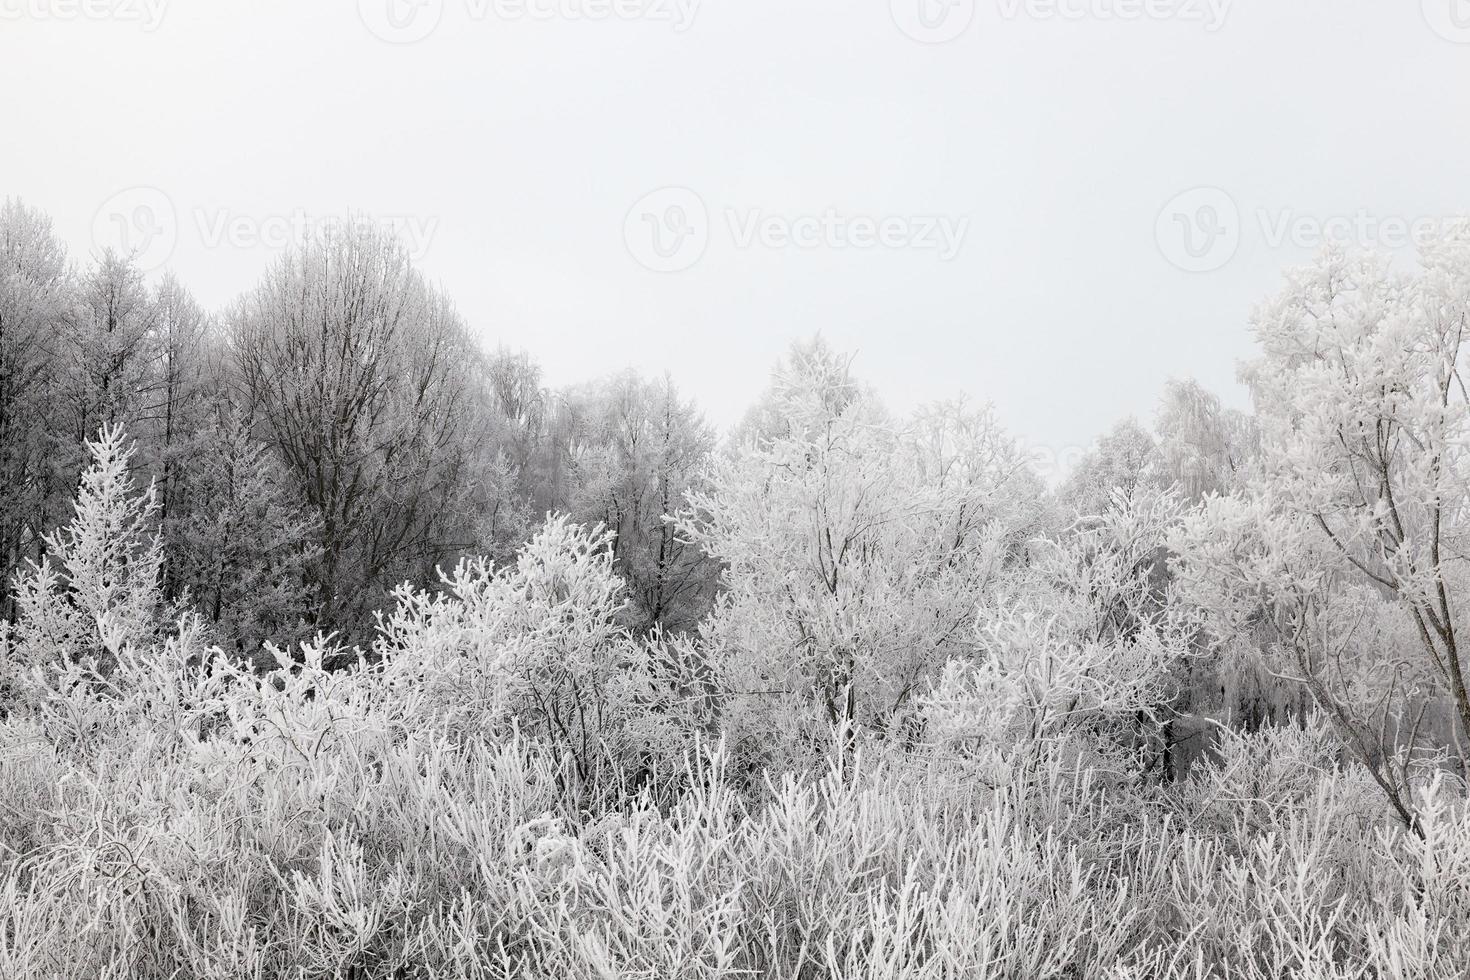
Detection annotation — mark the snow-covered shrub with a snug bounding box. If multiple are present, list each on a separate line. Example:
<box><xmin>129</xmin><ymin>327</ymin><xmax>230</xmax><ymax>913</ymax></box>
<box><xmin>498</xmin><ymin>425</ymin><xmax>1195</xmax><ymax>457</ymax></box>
<box><xmin>376</xmin><ymin>515</ymin><xmax>684</xmax><ymax>795</ymax></box>
<box><xmin>1369</xmin><ymin>779</ymin><xmax>1470</xmax><ymax>977</ymax></box>
<box><xmin>923</xmin><ymin>488</ymin><xmax>1193</xmax><ymax>798</ymax></box>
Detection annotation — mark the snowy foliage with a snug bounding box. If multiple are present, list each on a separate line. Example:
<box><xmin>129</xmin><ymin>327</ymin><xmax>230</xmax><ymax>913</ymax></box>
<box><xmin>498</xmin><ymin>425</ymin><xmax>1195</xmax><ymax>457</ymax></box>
<box><xmin>680</xmin><ymin>340</ymin><xmax>1038</xmax><ymax>769</ymax></box>
<box><xmin>924</xmin><ymin>486</ymin><xmax>1195</xmax><ymax>796</ymax></box>
<box><xmin>6</xmin><ymin>425</ymin><xmax>166</xmax><ymax>681</ymax></box>
<box><xmin>375</xmin><ymin>516</ymin><xmax>684</xmax><ymax>792</ymax></box>
<box><xmin>166</xmin><ymin>411</ymin><xmax>322</xmax><ymax>655</ymax></box>
<box><xmin>1171</xmin><ymin>224</ymin><xmax>1470</xmax><ymax>830</ymax></box>
<box><xmin>5</xmin><ymin>221</ymin><xmax>1470</xmax><ymax>976</ymax></box>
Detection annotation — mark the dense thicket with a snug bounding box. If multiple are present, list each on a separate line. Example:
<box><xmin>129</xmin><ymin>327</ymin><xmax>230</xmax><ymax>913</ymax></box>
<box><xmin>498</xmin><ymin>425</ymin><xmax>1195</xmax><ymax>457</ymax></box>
<box><xmin>3</xmin><ymin>201</ymin><xmax>1470</xmax><ymax>978</ymax></box>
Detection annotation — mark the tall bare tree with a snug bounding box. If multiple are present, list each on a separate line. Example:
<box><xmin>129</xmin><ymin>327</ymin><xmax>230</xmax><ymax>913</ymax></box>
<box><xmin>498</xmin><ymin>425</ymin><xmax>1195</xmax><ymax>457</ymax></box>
<box><xmin>229</xmin><ymin>226</ymin><xmax>484</xmax><ymax>635</ymax></box>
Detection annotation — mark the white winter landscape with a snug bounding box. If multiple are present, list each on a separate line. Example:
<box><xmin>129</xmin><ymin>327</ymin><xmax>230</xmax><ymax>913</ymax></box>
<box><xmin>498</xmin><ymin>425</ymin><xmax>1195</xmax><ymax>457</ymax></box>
<box><xmin>2</xmin><ymin>3</ymin><xmax>1469</xmax><ymax>978</ymax></box>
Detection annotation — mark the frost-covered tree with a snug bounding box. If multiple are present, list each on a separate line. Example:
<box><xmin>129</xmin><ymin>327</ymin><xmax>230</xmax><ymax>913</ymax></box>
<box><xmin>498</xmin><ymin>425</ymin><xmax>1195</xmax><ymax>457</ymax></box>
<box><xmin>8</xmin><ymin>426</ymin><xmax>165</xmax><ymax>677</ymax></box>
<box><xmin>556</xmin><ymin>371</ymin><xmax>719</xmax><ymax>632</ymax></box>
<box><xmin>58</xmin><ymin>253</ymin><xmax>158</xmax><ymax>449</ymax></box>
<box><xmin>1055</xmin><ymin>417</ymin><xmax>1165</xmax><ymax>519</ymax></box>
<box><xmin>0</xmin><ymin>200</ymin><xmax>70</xmax><ymax>608</ymax></box>
<box><xmin>925</xmin><ymin>485</ymin><xmax>1194</xmax><ymax>786</ymax></box>
<box><xmin>1155</xmin><ymin>377</ymin><xmax>1257</xmax><ymax>501</ymax></box>
<box><xmin>167</xmin><ymin>411</ymin><xmax>322</xmax><ymax>656</ymax></box>
<box><xmin>138</xmin><ymin>274</ymin><xmax>213</xmax><ymax>534</ymax></box>
<box><xmin>229</xmin><ymin>225</ymin><xmax>485</xmax><ymax>635</ymax></box>
<box><xmin>484</xmin><ymin>346</ymin><xmax>549</xmax><ymax>508</ymax></box>
<box><xmin>679</xmin><ymin>339</ymin><xmax>1038</xmax><ymax>766</ymax></box>
<box><xmin>1171</xmin><ymin>226</ymin><xmax>1470</xmax><ymax>828</ymax></box>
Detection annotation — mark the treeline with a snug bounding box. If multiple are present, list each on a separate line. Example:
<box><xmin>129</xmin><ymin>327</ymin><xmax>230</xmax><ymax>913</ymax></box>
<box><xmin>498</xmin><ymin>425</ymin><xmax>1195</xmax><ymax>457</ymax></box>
<box><xmin>0</xmin><ymin>201</ymin><xmax>719</xmax><ymax>651</ymax></box>
<box><xmin>2</xmin><ymin>196</ymin><xmax>1343</xmax><ymax>751</ymax></box>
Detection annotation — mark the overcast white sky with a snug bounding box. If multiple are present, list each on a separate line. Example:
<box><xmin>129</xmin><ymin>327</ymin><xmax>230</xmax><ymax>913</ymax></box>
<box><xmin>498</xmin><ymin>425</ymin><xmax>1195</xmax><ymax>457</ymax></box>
<box><xmin>3</xmin><ymin>0</ymin><xmax>1468</xmax><ymax>474</ymax></box>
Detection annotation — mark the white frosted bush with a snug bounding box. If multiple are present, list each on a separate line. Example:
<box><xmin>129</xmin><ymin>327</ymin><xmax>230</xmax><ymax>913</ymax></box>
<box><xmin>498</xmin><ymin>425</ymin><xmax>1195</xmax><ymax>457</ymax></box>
<box><xmin>375</xmin><ymin>515</ymin><xmax>684</xmax><ymax>795</ymax></box>
<box><xmin>922</xmin><ymin>487</ymin><xmax>1193</xmax><ymax>803</ymax></box>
